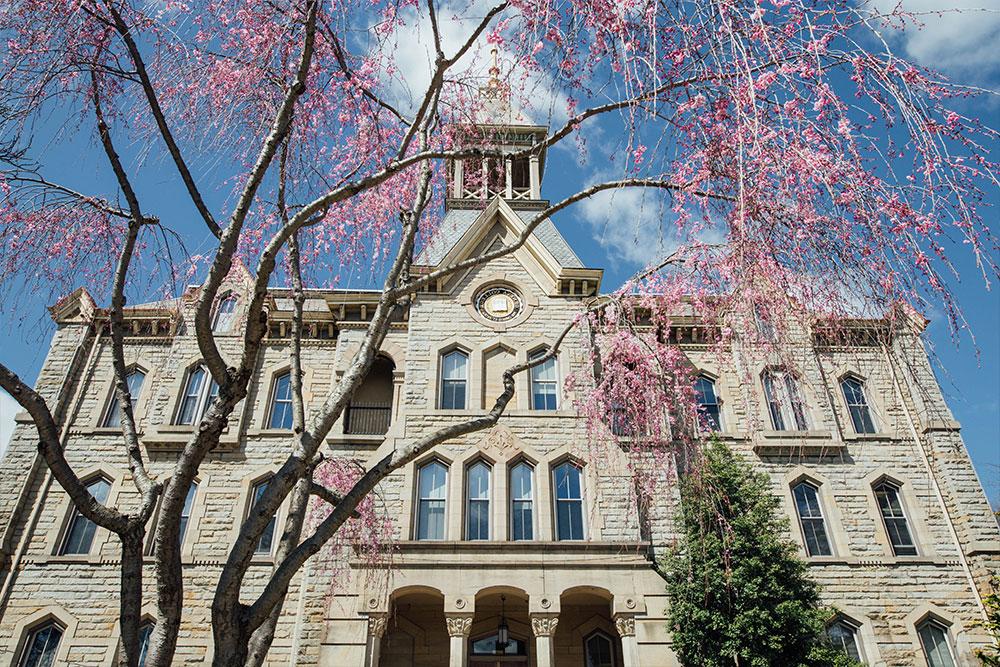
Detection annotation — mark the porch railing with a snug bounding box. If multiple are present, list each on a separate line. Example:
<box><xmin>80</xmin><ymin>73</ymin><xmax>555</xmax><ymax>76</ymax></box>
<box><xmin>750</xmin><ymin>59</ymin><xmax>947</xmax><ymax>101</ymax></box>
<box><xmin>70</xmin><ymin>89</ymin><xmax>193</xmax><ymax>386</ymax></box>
<box><xmin>345</xmin><ymin>403</ymin><xmax>392</xmax><ymax>435</ymax></box>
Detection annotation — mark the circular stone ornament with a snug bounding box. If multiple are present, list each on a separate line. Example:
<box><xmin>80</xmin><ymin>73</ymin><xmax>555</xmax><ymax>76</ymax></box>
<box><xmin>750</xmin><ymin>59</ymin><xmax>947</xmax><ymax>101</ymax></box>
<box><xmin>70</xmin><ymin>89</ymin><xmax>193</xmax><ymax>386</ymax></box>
<box><xmin>475</xmin><ymin>285</ymin><xmax>523</xmax><ymax>322</ymax></box>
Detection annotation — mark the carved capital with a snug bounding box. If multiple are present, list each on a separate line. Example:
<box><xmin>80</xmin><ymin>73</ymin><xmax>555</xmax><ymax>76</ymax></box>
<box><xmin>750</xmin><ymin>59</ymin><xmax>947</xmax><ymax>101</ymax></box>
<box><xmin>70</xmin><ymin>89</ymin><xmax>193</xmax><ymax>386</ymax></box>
<box><xmin>614</xmin><ymin>614</ymin><xmax>635</xmax><ymax>637</ymax></box>
<box><xmin>530</xmin><ymin>614</ymin><xmax>559</xmax><ymax>637</ymax></box>
<box><xmin>367</xmin><ymin>613</ymin><xmax>388</xmax><ymax>639</ymax></box>
<box><xmin>446</xmin><ymin>614</ymin><xmax>473</xmax><ymax>638</ymax></box>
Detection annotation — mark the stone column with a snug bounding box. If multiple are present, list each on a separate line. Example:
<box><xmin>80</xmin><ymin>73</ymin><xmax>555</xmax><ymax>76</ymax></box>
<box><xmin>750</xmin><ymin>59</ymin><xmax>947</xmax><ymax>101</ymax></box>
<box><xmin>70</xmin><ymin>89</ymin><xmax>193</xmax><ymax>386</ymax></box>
<box><xmin>365</xmin><ymin>613</ymin><xmax>387</xmax><ymax>667</ymax></box>
<box><xmin>614</xmin><ymin>614</ymin><xmax>639</xmax><ymax>667</ymax></box>
<box><xmin>529</xmin><ymin>155</ymin><xmax>541</xmax><ymax>199</ymax></box>
<box><xmin>530</xmin><ymin>614</ymin><xmax>559</xmax><ymax>667</ymax></box>
<box><xmin>445</xmin><ymin>614</ymin><xmax>473</xmax><ymax>667</ymax></box>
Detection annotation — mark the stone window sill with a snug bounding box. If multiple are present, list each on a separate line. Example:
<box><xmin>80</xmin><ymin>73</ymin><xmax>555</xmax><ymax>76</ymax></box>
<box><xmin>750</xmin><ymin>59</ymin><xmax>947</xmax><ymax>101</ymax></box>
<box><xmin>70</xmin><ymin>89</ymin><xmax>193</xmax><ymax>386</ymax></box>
<box><xmin>842</xmin><ymin>432</ymin><xmax>896</xmax><ymax>441</ymax></box>
<box><xmin>143</xmin><ymin>425</ymin><xmax>239</xmax><ymax>451</ymax></box>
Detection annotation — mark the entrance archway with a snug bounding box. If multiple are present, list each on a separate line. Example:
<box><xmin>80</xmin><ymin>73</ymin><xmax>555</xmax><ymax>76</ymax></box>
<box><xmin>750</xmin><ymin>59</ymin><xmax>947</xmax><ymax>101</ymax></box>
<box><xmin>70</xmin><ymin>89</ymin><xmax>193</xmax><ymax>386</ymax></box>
<box><xmin>469</xmin><ymin>589</ymin><xmax>531</xmax><ymax>667</ymax></box>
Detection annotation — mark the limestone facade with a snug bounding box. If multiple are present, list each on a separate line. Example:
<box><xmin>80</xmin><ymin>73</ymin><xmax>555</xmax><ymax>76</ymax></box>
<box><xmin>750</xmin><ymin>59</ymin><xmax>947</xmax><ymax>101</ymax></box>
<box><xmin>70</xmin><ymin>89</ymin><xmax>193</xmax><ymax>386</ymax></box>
<box><xmin>0</xmin><ymin>134</ymin><xmax>997</xmax><ymax>667</ymax></box>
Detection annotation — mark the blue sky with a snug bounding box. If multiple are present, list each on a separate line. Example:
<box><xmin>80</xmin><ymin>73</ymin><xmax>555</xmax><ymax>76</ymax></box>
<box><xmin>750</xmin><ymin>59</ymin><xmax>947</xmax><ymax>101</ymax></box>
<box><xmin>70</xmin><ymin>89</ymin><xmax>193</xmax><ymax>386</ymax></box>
<box><xmin>0</xmin><ymin>1</ymin><xmax>997</xmax><ymax>507</ymax></box>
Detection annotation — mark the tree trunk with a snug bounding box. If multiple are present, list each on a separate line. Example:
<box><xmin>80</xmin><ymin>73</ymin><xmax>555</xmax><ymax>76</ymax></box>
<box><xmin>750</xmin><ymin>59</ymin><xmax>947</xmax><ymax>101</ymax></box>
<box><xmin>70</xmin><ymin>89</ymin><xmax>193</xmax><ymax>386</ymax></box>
<box><xmin>118</xmin><ymin>527</ymin><xmax>145</xmax><ymax>667</ymax></box>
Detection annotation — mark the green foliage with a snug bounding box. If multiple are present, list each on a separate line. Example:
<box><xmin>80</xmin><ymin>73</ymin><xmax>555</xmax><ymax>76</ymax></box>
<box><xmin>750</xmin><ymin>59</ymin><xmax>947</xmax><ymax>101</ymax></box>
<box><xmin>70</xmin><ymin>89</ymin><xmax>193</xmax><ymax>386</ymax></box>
<box><xmin>664</xmin><ymin>438</ymin><xmax>863</xmax><ymax>667</ymax></box>
<box><xmin>977</xmin><ymin>575</ymin><xmax>1000</xmax><ymax>666</ymax></box>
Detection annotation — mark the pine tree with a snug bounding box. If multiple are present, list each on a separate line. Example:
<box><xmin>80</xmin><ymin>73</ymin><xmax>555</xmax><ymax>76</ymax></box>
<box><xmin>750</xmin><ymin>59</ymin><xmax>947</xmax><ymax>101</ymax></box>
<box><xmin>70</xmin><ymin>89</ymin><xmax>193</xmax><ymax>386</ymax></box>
<box><xmin>664</xmin><ymin>438</ymin><xmax>860</xmax><ymax>667</ymax></box>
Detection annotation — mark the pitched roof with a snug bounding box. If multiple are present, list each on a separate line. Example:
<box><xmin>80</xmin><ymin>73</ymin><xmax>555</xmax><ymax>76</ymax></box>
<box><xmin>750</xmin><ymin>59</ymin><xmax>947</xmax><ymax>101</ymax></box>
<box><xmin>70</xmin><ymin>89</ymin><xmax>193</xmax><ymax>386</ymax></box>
<box><xmin>417</xmin><ymin>206</ymin><xmax>583</xmax><ymax>269</ymax></box>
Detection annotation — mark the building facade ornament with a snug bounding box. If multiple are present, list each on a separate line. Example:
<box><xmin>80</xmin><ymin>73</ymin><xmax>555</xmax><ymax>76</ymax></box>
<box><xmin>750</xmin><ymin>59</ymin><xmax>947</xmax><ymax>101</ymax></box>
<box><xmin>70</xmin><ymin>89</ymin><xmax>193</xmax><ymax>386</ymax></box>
<box><xmin>445</xmin><ymin>614</ymin><xmax>474</xmax><ymax>638</ymax></box>
<box><xmin>367</xmin><ymin>613</ymin><xmax>388</xmax><ymax>639</ymax></box>
<box><xmin>614</xmin><ymin>614</ymin><xmax>636</xmax><ymax>638</ymax></box>
<box><xmin>530</xmin><ymin>614</ymin><xmax>559</xmax><ymax>637</ymax></box>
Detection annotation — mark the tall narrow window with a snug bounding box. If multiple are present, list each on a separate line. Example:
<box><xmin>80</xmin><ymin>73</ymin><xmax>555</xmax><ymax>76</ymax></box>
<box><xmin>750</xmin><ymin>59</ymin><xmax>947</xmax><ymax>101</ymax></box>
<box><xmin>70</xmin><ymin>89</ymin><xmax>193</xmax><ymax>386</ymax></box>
<box><xmin>212</xmin><ymin>294</ymin><xmax>238</xmax><ymax>333</ymax></box>
<box><xmin>584</xmin><ymin>631</ymin><xmax>616</xmax><ymax>667</ymax></box>
<box><xmin>792</xmin><ymin>482</ymin><xmax>832</xmax><ymax>556</ymax></box>
<box><xmin>553</xmin><ymin>462</ymin><xmax>584</xmax><ymax>541</ymax></box>
<box><xmin>529</xmin><ymin>351</ymin><xmax>558</xmax><ymax>410</ymax></box>
<box><xmin>465</xmin><ymin>462</ymin><xmax>491</xmax><ymax>540</ymax></box>
<box><xmin>440</xmin><ymin>351</ymin><xmax>468</xmax><ymax>409</ymax></box>
<box><xmin>753</xmin><ymin>303</ymin><xmax>777</xmax><ymax>341</ymax></box>
<box><xmin>268</xmin><ymin>371</ymin><xmax>294</xmax><ymax>429</ymax></box>
<box><xmin>763</xmin><ymin>370</ymin><xmax>809</xmax><ymax>431</ymax></box>
<box><xmin>841</xmin><ymin>377</ymin><xmax>876</xmax><ymax>434</ymax></box>
<box><xmin>18</xmin><ymin>621</ymin><xmax>63</xmax><ymax>667</ymax></box>
<box><xmin>918</xmin><ymin>619</ymin><xmax>956</xmax><ymax>667</ymax></box>
<box><xmin>826</xmin><ymin>619</ymin><xmax>862</xmax><ymax>662</ymax></box>
<box><xmin>103</xmin><ymin>369</ymin><xmax>146</xmax><ymax>427</ymax></box>
<box><xmin>61</xmin><ymin>476</ymin><xmax>112</xmax><ymax>555</ymax></box>
<box><xmin>873</xmin><ymin>482</ymin><xmax>917</xmax><ymax>556</ymax></box>
<box><xmin>694</xmin><ymin>375</ymin><xmax>723</xmax><ymax>431</ymax></box>
<box><xmin>175</xmin><ymin>365</ymin><xmax>219</xmax><ymax>425</ymax></box>
<box><xmin>250</xmin><ymin>478</ymin><xmax>278</xmax><ymax>555</ymax></box>
<box><xmin>416</xmin><ymin>461</ymin><xmax>448</xmax><ymax>540</ymax></box>
<box><xmin>137</xmin><ymin>622</ymin><xmax>154</xmax><ymax>667</ymax></box>
<box><xmin>510</xmin><ymin>462</ymin><xmax>534</xmax><ymax>541</ymax></box>
<box><xmin>178</xmin><ymin>482</ymin><xmax>198</xmax><ymax>545</ymax></box>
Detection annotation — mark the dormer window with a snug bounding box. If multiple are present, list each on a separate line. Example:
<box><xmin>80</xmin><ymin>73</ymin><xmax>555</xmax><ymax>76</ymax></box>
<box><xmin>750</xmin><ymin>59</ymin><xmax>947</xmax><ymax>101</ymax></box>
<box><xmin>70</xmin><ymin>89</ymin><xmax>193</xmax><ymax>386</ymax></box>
<box><xmin>212</xmin><ymin>294</ymin><xmax>238</xmax><ymax>333</ymax></box>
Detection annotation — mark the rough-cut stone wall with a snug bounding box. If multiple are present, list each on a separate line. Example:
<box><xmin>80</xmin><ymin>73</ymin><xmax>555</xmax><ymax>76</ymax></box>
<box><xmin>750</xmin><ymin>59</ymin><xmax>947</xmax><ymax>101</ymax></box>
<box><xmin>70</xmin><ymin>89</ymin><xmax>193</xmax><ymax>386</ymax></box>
<box><xmin>0</xmin><ymin>246</ymin><xmax>996</xmax><ymax>667</ymax></box>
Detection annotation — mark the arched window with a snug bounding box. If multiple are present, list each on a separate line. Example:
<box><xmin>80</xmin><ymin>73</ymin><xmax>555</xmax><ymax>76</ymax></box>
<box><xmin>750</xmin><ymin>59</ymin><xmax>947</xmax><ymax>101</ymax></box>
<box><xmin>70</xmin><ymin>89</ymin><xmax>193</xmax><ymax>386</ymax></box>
<box><xmin>841</xmin><ymin>376</ymin><xmax>876</xmax><ymax>434</ymax></box>
<box><xmin>440</xmin><ymin>350</ymin><xmax>468</xmax><ymax>409</ymax></box>
<box><xmin>694</xmin><ymin>375</ymin><xmax>723</xmax><ymax>431</ymax></box>
<box><xmin>763</xmin><ymin>370</ymin><xmax>808</xmax><ymax>431</ymax></box>
<box><xmin>792</xmin><ymin>482</ymin><xmax>832</xmax><ymax>556</ymax></box>
<box><xmin>137</xmin><ymin>622</ymin><xmax>154</xmax><ymax>667</ymax></box>
<box><xmin>826</xmin><ymin>618</ymin><xmax>862</xmax><ymax>662</ymax></box>
<box><xmin>18</xmin><ymin>621</ymin><xmax>63</xmax><ymax>667</ymax></box>
<box><xmin>211</xmin><ymin>294</ymin><xmax>238</xmax><ymax>333</ymax></box>
<box><xmin>509</xmin><ymin>462</ymin><xmax>534</xmax><ymax>541</ymax></box>
<box><xmin>529</xmin><ymin>350</ymin><xmax>558</xmax><ymax>410</ymax></box>
<box><xmin>917</xmin><ymin>618</ymin><xmax>956</xmax><ymax>667</ymax></box>
<box><xmin>465</xmin><ymin>461</ymin><xmax>491</xmax><ymax>540</ymax></box>
<box><xmin>249</xmin><ymin>478</ymin><xmax>278</xmax><ymax>555</ymax></box>
<box><xmin>416</xmin><ymin>461</ymin><xmax>448</xmax><ymax>540</ymax></box>
<box><xmin>175</xmin><ymin>364</ymin><xmax>219</xmax><ymax>425</ymax></box>
<box><xmin>61</xmin><ymin>476</ymin><xmax>112</xmax><ymax>555</ymax></box>
<box><xmin>268</xmin><ymin>371</ymin><xmax>294</xmax><ymax>429</ymax></box>
<box><xmin>584</xmin><ymin>631</ymin><xmax>616</xmax><ymax>667</ymax></box>
<box><xmin>873</xmin><ymin>481</ymin><xmax>917</xmax><ymax>556</ymax></box>
<box><xmin>553</xmin><ymin>461</ymin><xmax>584</xmax><ymax>541</ymax></box>
<box><xmin>102</xmin><ymin>369</ymin><xmax>146</xmax><ymax>427</ymax></box>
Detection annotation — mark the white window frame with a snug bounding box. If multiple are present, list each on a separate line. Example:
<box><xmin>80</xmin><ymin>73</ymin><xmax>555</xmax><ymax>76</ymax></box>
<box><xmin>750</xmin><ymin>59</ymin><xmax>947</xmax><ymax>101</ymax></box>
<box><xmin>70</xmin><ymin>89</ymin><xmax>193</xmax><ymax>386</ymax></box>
<box><xmin>59</xmin><ymin>476</ymin><xmax>112</xmax><ymax>555</ymax></box>
<box><xmin>211</xmin><ymin>293</ymin><xmax>238</xmax><ymax>333</ymax></box>
<box><xmin>826</xmin><ymin>617</ymin><xmax>864</xmax><ymax>663</ymax></box>
<box><xmin>465</xmin><ymin>460</ymin><xmax>492</xmax><ymax>541</ymax></box>
<box><xmin>248</xmin><ymin>477</ymin><xmax>278</xmax><ymax>556</ymax></box>
<box><xmin>439</xmin><ymin>350</ymin><xmax>469</xmax><ymax>410</ymax></box>
<box><xmin>694</xmin><ymin>374</ymin><xmax>723</xmax><ymax>432</ymax></box>
<box><xmin>528</xmin><ymin>349</ymin><xmax>559</xmax><ymax>410</ymax></box>
<box><xmin>174</xmin><ymin>364</ymin><xmax>219</xmax><ymax>425</ymax></box>
<box><xmin>17</xmin><ymin>621</ymin><xmax>65</xmax><ymax>667</ymax></box>
<box><xmin>415</xmin><ymin>460</ymin><xmax>449</xmax><ymax>541</ymax></box>
<box><xmin>509</xmin><ymin>461</ymin><xmax>535</xmax><ymax>541</ymax></box>
<box><xmin>792</xmin><ymin>481</ymin><xmax>833</xmax><ymax>557</ymax></box>
<box><xmin>552</xmin><ymin>461</ymin><xmax>586</xmax><ymax>541</ymax></box>
<box><xmin>916</xmin><ymin>618</ymin><xmax>957</xmax><ymax>667</ymax></box>
<box><xmin>763</xmin><ymin>369</ymin><xmax>809</xmax><ymax>431</ymax></box>
<box><xmin>873</xmin><ymin>480</ymin><xmax>918</xmax><ymax>557</ymax></box>
<box><xmin>267</xmin><ymin>370</ymin><xmax>294</xmax><ymax>430</ymax></box>
<box><xmin>102</xmin><ymin>368</ymin><xmax>146</xmax><ymax>428</ymax></box>
<box><xmin>841</xmin><ymin>375</ymin><xmax>877</xmax><ymax>434</ymax></box>
<box><xmin>583</xmin><ymin>630</ymin><xmax>617</xmax><ymax>667</ymax></box>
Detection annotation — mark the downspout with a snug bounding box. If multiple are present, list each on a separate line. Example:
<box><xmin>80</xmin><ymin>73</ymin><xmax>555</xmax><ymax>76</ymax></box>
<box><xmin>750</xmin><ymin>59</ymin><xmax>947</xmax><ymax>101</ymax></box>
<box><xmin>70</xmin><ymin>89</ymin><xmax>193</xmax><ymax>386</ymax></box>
<box><xmin>0</xmin><ymin>321</ymin><xmax>102</xmax><ymax>612</ymax></box>
<box><xmin>882</xmin><ymin>339</ymin><xmax>987</xmax><ymax>620</ymax></box>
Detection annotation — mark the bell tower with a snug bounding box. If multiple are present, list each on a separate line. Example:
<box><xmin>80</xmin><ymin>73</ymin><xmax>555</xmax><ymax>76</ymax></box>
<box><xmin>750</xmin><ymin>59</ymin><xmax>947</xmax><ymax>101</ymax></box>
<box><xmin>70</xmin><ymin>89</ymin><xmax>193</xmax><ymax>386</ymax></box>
<box><xmin>447</xmin><ymin>48</ymin><xmax>548</xmax><ymax>211</ymax></box>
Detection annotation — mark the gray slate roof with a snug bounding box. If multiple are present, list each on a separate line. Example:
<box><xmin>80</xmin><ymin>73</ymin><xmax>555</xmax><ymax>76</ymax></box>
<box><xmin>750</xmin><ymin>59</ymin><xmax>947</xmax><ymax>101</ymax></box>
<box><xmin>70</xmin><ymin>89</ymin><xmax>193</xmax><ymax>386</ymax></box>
<box><xmin>417</xmin><ymin>207</ymin><xmax>583</xmax><ymax>269</ymax></box>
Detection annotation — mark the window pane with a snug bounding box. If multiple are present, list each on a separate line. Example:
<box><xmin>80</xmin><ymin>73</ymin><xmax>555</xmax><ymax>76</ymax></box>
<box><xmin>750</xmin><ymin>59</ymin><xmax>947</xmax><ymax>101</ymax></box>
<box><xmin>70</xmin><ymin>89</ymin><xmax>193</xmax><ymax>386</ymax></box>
<box><xmin>842</xmin><ymin>378</ymin><xmax>877</xmax><ymax>434</ymax></box>
<box><xmin>918</xmin><ymin>621</ymin><xmax>956</xmax><ymax>667</ymax></box>
<box><xmin>875</xmin><ymin>484</ymin><xmax>917</xmax><ymax>556</ymax></box>
<box><xmin>827</xmin><ymin>621</ymin><xmax>861</xmax><ymax>661</ymax></box>
<box><xmin>511</xmin><ymin>464</ymin><xmax>534</xmax><ymax>541</ymax></box>
<box><xmin>137</xmin><ymin>623</ymin><xmax>154</xmax><ymax>667</ymax></box>
<box><xmin>269</xmin><ymin>373</ymin><xmax>293</xmax><ymax>429</ymax></box>
<box><xmin>178</xmin><ymin>482</ymin><xmax>198</xmax><ymax>545</ymax></box>
<box><xmin>695</xmin><ymin>376</ymin><xmax>722</xmax><ymax>431</ymax></box>
<box><xmin>793</xmin><ymin>483</ymin><xmax>832</xmax><ymax>556</ymax></box>
<box><xmin>763</xmin><ymin>373</ymin><xmax>786</xmax><ymax>430</ymax></box>
<box><xmin>250</xmin><ymin>479</ymin><xmax>277</xmax><ymax>555</ymax></box>
<box><xmin>177</xmin><ymin>367</ymin><xmax>206</xmax><ymax>425</ymax></box>
<box><xmin>212</xmin><ymin>295</ymin><xmax>237</xmax><ymax>333</ymax></box>
<box><xmin>585</xmin><ymin>633</ymin><xmax>614</xmax><ymax>667</ymax></box>
<box><xmin>104</xmin><ymin>370</ymin><xmax>146</xmax><ymax>428</ymax></box>
<box><xmin>442</xmin><ymin>352</ymin><xmax>468</xmax><ymax>409</ymax></box>
<box><xmin>442</xmin><ymin>351</ymin><xmax>467</xmax><ymax>379</ymax></box>
<box><xmin>530</xmin><ymin>354</ymin><xmax>558</xmax><ymax>410</ymax></box>
<box><xmin>62</xmin><ymin>478</ymin><xmax>111</xmax><ymax>555</ymax></box>
<box><xmin>784</xmin><ymin>375</ymin><xmax>809</xmax><ymax>430</ymax></box>
<box><xmin>20</xmin><ymin>623</ymin><xmax>63</xmax><ymax>667</ymax></box>
<box><xmin>417</xmin><ymin>462</ymin><xmax>447</xmax><ymax>540</ymax></box>
<box><xmin>554</xmin><ymin>465</ymin><xmax>584</xmax><ymax>541</ymax></box>
<box><xmin>466</xmin><ymin>463</ymin><xmax>490</xmax><ymax>540</ymax></box>
<box><xmin>441</xmin><ymin>380</ymin><xmax>467</xmax><ymax>409</ymax></box>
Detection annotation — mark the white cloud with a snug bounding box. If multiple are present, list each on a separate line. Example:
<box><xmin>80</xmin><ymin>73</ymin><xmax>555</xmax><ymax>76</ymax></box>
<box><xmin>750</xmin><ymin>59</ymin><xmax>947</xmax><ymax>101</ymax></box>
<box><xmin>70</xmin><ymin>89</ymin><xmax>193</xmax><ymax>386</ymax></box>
<box><xmin>0</xmin><ymin>389</ymin><xmax>18</xmax><ymax>460</ymax></box>
<box><xmin>868</xmin><ymin>0</ymin><xmax>1000</xmax><ymax>75</ymax></box>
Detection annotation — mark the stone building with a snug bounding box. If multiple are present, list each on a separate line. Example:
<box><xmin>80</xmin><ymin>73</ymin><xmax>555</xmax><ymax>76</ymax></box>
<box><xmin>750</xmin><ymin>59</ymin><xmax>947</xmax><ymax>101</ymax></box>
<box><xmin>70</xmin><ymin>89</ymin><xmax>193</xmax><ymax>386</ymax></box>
<box><xmin>0</xmin><ymin>99</ymin><xmax>997</xmax><ymax>667</ymax></box>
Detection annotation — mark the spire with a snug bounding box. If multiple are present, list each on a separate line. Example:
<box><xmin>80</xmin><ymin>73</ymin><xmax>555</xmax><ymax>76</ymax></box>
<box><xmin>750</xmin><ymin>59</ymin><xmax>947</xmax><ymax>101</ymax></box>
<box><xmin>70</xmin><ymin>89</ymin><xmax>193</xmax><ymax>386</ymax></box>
<box><xmin>477</xmin><ymin>46</ymin><xmax>519</xmax><ymax>125</ymax></box>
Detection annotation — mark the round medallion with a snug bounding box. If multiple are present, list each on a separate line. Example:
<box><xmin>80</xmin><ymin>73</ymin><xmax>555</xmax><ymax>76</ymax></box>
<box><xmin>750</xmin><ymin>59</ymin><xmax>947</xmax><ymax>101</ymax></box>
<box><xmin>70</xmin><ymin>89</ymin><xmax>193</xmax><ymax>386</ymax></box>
<box><xmin>475</xmin><ymin>286</ymin><xmax>523</xmax><ymax>322</ymax></box>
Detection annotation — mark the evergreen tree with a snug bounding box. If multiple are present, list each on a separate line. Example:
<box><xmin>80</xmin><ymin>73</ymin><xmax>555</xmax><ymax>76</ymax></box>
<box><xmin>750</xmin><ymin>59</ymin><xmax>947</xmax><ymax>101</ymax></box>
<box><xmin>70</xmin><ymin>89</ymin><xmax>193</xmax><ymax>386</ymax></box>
<box><xmin>664</xmin><ymin>438</ymin><xmax>860</xmax><ymax>667</ymax></box>
<box><xmin>977</xmin><ymin>575</ymin><xmax>1000</xmax><ymax>665</ymax></box>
